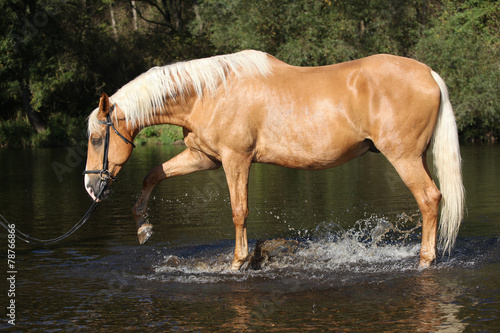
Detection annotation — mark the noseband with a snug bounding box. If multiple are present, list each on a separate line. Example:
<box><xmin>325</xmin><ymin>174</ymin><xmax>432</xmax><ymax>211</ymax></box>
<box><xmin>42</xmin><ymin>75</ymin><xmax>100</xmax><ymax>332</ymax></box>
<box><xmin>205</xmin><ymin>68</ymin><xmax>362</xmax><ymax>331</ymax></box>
<box><xmin>83</xmin><ymin>112</ymin><xmax>135</xmax><ymax>186</ymax></box>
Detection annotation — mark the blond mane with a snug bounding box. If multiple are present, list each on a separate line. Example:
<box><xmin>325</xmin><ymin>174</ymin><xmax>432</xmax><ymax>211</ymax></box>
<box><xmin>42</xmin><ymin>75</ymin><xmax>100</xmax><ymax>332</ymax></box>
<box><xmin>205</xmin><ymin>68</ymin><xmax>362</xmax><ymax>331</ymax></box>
<box><xmin>88</xmin><ymin>50</ymin><xmax>272</xmax><ymax>135</ymax></box>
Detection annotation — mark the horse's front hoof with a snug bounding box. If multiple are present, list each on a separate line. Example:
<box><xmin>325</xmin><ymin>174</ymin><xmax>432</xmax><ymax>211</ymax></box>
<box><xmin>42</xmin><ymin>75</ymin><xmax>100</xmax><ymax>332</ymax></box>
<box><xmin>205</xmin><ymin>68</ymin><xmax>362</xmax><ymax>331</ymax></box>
<box><xmin>137</xmin><ymin>224</ymin><xmax>154</xmax><ymax>244</ymax></box>
<box><xmin>230</xmin><ymin>259</ymin><xmax>246</xmax><ymax>271</ymax></box>
<box><xmin>230</xmin><ymin>262</ymin><xmax>242</xmax><ymax>271</ymax></box>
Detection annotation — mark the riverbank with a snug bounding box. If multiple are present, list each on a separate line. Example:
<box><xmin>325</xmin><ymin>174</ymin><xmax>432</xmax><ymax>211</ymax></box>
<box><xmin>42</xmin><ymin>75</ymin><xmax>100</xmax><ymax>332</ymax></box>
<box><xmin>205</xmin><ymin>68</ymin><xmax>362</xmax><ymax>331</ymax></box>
<box><xmin>0</xmin><ymin>115</ymin><xmax>184</xmax><ymax>148</ymax></box>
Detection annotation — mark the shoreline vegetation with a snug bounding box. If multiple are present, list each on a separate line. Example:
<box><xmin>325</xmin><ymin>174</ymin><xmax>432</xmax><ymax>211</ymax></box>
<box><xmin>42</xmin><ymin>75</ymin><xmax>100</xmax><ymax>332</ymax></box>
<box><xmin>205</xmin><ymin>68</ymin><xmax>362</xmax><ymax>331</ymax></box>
<box><xmin>134</xmin><ymin>124</ymin><xmax>185</xmax><ymax>146</ymax></box>
<box><xmin>0</xmin><ymin>117</ymin><xmax>184</xmax><ymax>148</ymax></box>
<box><xmin>1</xmin><ymin>0</ymin><xmax>498</xmax><ymax>148</ymax></box>
<box><xmin>1</xmin><ymin>113</ymin><xmax>497</xmax><ymax>149</ymax></box>
<box><xmin>0</xmin><ymin>114</ymin><xmax>184</xmax><ymax>148</ymax></box>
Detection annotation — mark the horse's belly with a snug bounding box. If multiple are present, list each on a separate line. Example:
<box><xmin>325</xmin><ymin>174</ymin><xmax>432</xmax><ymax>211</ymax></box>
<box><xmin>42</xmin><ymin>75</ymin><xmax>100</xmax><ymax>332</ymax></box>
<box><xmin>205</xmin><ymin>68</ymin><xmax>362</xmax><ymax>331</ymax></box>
<box><xmin>254</xmin><ymin>134</ymin><xmax>370</xmax><ymax>170</ymax></box>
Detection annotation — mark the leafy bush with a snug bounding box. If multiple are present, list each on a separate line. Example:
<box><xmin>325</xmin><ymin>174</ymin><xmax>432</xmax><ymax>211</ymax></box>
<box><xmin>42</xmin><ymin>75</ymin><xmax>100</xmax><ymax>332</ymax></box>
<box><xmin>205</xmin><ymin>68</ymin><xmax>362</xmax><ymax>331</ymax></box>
<box><xmin>141</xmin><ymin>127</ymin><xmax>160</xmax><ymax>138</ymax></box>
<box><xmin>414</xmin><ymin>1</ymin><xmax>499</xmax><ymax>142</ymax></box>
<box><xmin>135</xmin><ymin>125</ymin><xmax>183</xmax><ymax>145</ymax></box>
<box><xmin>0</xmin><ymin>114</ymin><xmax>33</xmax><ymax>148</ymax></box>
<box><xmin>0</xmin><ymin>112</ymin><xmax>87</xmax><ymax>148</ymax></box>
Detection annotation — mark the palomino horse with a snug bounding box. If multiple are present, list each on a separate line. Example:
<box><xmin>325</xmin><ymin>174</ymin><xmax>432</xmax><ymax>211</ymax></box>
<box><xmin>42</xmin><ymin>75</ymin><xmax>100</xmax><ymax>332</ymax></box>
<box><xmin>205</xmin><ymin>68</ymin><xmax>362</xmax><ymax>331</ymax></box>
<box><xmin>84</xmin><ymin>50</ymin><xmax>465</xmax><ymax>270</ymax></box>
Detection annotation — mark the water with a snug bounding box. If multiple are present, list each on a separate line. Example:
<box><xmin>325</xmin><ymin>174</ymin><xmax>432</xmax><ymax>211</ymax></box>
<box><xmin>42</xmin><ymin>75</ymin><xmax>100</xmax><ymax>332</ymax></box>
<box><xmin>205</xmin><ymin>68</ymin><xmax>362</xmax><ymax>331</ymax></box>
<box><xmin>0</xmin><ymin>145</ymin><xmax>499</xmax><ymax>331</ymax></box>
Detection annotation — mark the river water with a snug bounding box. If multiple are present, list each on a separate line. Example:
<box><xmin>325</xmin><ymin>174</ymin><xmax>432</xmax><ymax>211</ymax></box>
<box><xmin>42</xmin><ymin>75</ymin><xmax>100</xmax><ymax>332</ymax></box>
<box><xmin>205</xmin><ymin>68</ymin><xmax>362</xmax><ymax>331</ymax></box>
<box><xmin>0</xmin><ymin>144</ymin><xmax>498</xmax><ymax>331</ymax></box>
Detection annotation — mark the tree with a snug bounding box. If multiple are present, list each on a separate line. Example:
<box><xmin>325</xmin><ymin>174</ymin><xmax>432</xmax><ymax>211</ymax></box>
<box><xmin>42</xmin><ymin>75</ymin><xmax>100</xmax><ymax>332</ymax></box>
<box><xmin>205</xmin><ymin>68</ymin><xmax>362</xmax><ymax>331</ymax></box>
<box><xmin>0</xmin><ymin>0</ymin><xmax>52</xmax><ymax>133</ymax></box>
<box><xmin>130</xmin><ymin>0</ymin><xmax>187</xmax><ymax>32</ymax></box>
<box><xmin>1</xmin><ymin>0</ymin><xmax>497</xmax><ymax>145</ymax></box>
<box><xmin>414</xmin><ymin>0</ymin><xmax>500</xmax><ymax>142</ymax></box>
<box><xmin>194</xmin><ymin>0</ymin><xmax>359</xmax><ymax>66</ymax></box>
<box><xmin>194</xmin><ymin>0</ymin><xmax>437</xmax><ymax>64</ymax></box>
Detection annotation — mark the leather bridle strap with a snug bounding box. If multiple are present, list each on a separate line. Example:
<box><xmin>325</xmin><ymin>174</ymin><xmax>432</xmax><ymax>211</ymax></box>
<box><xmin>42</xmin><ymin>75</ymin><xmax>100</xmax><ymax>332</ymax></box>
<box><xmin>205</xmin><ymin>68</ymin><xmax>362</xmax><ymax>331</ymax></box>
<box><xmin>83</xmin><ymin>113</ymin><xmax>135</xmax><ymax>184</ymax></box>
<box><xmin>104</xmin><ymin>114</ymin><xmax>136</xmax><ymax>148</ymax></box>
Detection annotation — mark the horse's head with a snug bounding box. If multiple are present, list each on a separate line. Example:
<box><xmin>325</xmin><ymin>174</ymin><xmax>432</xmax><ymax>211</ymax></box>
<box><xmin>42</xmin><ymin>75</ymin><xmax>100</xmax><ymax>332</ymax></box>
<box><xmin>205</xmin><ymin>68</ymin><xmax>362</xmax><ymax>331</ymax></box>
<box><xmin>84</xmin><ymin>93</ymin><xmax>135</xmax><ymax>201</ymax></box>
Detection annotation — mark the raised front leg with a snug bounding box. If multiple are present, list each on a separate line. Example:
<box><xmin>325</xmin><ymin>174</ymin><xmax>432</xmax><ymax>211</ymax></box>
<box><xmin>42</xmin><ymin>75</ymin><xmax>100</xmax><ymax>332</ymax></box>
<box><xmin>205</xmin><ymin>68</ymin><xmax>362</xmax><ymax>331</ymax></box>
<box><xmin>133</xmin><ymin>148</ymin><xmax>220</xmax><ymax>244</ymax></box>
<box><xmin>222</xmin><ymin>153</ymin><xmax>252</xmax><ymax>270</ymax></box>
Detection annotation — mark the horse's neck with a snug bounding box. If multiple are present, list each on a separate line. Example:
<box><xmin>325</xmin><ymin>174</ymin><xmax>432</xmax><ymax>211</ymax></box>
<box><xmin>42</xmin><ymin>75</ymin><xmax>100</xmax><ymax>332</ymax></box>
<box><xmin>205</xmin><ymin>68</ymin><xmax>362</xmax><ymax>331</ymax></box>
<box><xmin>131</xmin><ymin>92</ymin><xmax>198</xmax><ymax>134</ymax></box>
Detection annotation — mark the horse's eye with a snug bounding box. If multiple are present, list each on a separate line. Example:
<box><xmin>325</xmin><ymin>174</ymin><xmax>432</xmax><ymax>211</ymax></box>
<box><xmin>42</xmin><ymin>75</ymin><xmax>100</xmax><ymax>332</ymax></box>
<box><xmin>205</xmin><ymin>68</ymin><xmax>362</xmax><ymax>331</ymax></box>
<box><xmin>91</xmin><ymin>137</ymin><xmax>102</xmax><ymax>146</ymax></box>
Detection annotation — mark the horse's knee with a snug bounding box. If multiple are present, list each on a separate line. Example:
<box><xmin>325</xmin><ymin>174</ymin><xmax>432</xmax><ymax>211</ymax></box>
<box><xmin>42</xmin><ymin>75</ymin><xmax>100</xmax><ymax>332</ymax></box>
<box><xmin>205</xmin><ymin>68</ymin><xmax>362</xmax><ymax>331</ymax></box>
<box><xmin>232</xmin><ymin>206</ymin><xmax>249</xmax><ymax>225</ymax></box>
<box><xmin>429</xmin><ymin>186</ymin><xmax>442</xmax><ymax>205</ymax></box>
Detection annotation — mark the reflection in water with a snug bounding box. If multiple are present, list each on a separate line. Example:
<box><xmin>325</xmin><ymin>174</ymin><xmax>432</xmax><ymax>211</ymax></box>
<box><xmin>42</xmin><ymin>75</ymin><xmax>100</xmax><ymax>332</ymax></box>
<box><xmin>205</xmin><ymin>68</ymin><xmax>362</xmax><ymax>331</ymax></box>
<box><xmin>0</xmin><ymin>145</ymin><xmax>499</xmax><ymax>331</ymax></box>
<box><xmin>195</xmin><ymin>268</ymin><xmax>471</xmax><ymax>332</ymax></box>
<box><xmin>408</xmin><ymin>271</ymin><xmax>467</xmax><ymax>332</ymax></box>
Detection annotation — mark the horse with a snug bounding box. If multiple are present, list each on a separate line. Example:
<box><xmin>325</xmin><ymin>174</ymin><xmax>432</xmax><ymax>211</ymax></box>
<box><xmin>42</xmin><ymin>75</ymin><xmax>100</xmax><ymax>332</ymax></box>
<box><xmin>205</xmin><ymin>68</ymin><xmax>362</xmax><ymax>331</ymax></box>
<box><xmin>84</xmin><ymin>50</ymin><xmax>465</xmax><ymax>270</ymax></box>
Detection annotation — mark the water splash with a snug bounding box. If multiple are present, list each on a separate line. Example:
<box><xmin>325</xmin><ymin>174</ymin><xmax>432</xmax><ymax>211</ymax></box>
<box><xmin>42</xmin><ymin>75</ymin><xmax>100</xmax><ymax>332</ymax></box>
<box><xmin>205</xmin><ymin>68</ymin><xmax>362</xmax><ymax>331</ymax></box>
<box><xmin>255</xmin><ymin>214</ymin><xmax>422</xmax><ymax>274</ymax></box>
<box><xmin>143</xmin><ymin>214</ymin><xmax>426</xmax><ymax>284</ymax></box>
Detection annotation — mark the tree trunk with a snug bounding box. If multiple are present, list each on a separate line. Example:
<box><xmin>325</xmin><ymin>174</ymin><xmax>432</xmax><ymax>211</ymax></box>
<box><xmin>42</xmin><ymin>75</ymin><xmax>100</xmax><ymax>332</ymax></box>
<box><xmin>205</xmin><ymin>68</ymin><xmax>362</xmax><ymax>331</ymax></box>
<box><xmin>131</xmin><ymin>0</ymin><xmax>138</xmax><ymax>30</ymax></box>
<box><xmin>110</xmin><ymin>4</ymin><xmax>119</xmax><ymax>42</ymax></box>
<box><xmin>19</xmin><ymin>77</ymin><xmax>47</xmax><ymax>133</ymax></box>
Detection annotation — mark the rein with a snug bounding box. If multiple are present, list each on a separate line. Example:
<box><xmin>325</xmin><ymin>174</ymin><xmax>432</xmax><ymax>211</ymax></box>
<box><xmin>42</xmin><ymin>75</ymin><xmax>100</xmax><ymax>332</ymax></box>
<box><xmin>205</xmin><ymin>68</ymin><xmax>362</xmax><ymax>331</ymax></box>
<box><xmin>1</xmin><ymin>112</ymin><xmax>135</xmax><ymax>245</ymax></box>
<box><xmin>0</xmin><ymin>182</ymin><xmax>105</xmax><ymax>245</ymax></box>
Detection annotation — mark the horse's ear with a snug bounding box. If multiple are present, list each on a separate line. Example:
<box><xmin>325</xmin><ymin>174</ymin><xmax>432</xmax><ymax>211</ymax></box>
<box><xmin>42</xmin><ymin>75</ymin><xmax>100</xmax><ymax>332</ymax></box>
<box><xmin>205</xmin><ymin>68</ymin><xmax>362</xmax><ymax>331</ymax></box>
<box><xmin>97</xmin><ymin>92</ymin><xmax>110</xmax><ymax>121</ymax></box>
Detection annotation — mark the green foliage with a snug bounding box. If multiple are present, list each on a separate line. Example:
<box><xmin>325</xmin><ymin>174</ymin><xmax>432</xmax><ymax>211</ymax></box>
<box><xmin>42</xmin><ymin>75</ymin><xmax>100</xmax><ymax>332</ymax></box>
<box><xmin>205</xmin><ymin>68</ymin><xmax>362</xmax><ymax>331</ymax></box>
<box><xmin>0</xmin><ymin>0</ymin><xmax>498</xmax><ymax>145</ymax></box>
<box><xmin>0</xmin><ymin>113</ymin><xmax>34</xmax><ymax>148</ymax></box>
<box><xmin>414</xmin><ymin>0</ymin><xmax>499</xmax><ymax>142</ymax></box>
<box><xmin>141</xmin><ymin>127</ymin><xmax>160</xmax><ymax>138</ymax></box>
<box><xmin>0</xmin><ymin>112</ymin><xmax>87</xmax><ymax>147</ymax></box>
<box><xmin>135</xmin><ymin>125</ymin><xmax>183</xmax><ymax>145</ymax></box>
<box><xmin>195</xmin><ymin>0</ymin><xmax>359</xmax><ymax>65</ymax></box>
<box><xmin>194</xmin><ymin>0</ymin><xmax>433</xmax><ymax>65</ymax></box>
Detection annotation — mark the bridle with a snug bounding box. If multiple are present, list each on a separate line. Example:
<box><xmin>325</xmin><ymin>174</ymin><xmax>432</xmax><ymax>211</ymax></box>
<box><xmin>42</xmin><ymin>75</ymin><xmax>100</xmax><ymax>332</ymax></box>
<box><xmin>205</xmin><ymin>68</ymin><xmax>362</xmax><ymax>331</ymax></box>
<box><xmin>0</xmin><ymin>110</ymin><xmax>137</xmax><ymax>245</ymax></box>
<box><xmin>83</xmin><ymin>111</ymin><xmax>135</xmax><ymax>194</ymax></box>
<box><xmin>83</xmin><ymin>111</ymin><xmax>135</xmax><ymax>191</ymax></box>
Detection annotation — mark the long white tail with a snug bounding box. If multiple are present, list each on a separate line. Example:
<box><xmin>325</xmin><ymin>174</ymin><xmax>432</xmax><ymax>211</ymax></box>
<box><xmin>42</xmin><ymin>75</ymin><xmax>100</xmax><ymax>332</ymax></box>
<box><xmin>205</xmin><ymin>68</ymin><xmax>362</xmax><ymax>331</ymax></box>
<box><xmin>430</xmin><ymin>71</ymin><xmax>465</xmax><ymax>255</ymax></box>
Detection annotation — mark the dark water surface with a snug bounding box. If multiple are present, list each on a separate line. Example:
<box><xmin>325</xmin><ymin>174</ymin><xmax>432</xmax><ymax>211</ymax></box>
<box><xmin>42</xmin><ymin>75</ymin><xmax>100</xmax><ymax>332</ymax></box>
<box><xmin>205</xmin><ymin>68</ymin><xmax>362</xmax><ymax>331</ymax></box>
<box><xmin>0</xmin><ymin>145</ymin><xmax>499</xmax><ymax>331</ymax></box>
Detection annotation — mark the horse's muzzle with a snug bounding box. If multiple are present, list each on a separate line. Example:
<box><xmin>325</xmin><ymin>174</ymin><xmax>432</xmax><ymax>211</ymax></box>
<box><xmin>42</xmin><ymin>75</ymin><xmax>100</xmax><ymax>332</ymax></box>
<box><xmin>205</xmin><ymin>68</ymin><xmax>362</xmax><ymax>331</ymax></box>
<box><xmin>84</xmin><ymin>174</ymin><xmax>111</xmax><ymax>202</ymax></box>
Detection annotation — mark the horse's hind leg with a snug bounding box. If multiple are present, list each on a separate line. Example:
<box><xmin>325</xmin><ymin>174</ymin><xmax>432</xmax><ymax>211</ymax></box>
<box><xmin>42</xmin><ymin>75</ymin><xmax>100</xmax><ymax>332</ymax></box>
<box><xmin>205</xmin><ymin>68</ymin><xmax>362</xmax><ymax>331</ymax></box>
<box><xmin>132</xmin><ymin>148</ymin><xmax>220</xmax><ymax>244</ymax></box>
<box><xmin>389</xmin><ymin>155</ymin><xmax>442</xmax><ymax>267</ymax></box>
